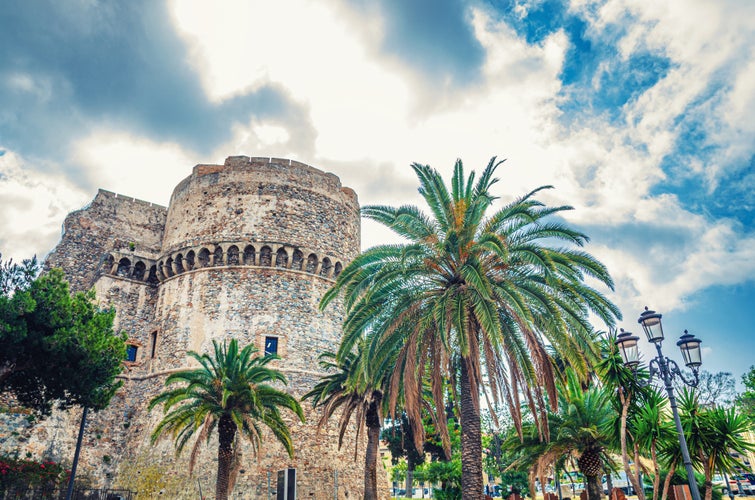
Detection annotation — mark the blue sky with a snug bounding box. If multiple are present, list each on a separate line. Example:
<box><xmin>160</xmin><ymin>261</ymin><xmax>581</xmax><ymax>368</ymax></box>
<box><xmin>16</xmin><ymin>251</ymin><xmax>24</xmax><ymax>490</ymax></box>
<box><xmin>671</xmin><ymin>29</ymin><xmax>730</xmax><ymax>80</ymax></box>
<box><xmin>1</xmin><ymin>0</ymin><xmax>753</xmax><ymax>386</ymax></box>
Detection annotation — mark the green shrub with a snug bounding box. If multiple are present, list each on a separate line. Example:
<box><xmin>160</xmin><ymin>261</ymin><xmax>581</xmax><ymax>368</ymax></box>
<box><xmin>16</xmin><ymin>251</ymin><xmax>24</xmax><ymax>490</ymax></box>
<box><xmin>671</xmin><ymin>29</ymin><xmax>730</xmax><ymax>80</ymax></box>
<box><xmin>0</xmin><ymin>454</ymin><xmax>69</xmax><ymax>495</ymax></box>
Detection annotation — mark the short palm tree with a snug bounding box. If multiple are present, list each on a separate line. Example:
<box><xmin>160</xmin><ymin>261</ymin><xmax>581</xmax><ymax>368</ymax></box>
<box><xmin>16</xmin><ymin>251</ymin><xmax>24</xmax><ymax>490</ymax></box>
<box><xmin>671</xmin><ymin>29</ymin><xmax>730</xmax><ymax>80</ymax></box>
<box><xmin>632</xmin><ymin>388</ymin><xmax>674</xmax><ymax>500</ymax></box>
<box><xmin>597</xmin><ymin>333</ymin><xmax>652</xmax><ymax>500</ymax></box>
<box><xmin>149</xmin><ymin>339</ymin><xmax>304</xmax><ymax>500</ymax></box>
<box><xmin>679</xmin><ymin>389</ymin><xmax>755</xmax><ymax>500</ymax></box>
<box><xmin>303</xmin><ymin>344</ymin><xmax>391</xmax><ymax>500</ymax></box>
<box><xmin>550</xmin><ymin>369</ymin><xmax>616</xmax><ymax>500</ymax></box>
<box><xmin>323</xmin><ymin>158</ymin><xmax>620</xmax><ymax>498</ymax></box>
<box><xmin>503</xmin><ymin>369</ymin><xmax>616</xmax><ymax>500</ymax></box>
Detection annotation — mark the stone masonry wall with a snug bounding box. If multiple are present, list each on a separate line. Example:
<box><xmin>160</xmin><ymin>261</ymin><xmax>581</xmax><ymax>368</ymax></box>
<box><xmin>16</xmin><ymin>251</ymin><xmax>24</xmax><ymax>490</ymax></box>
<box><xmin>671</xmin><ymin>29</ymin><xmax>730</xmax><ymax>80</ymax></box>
<box><xmin>0</xmin><ymin>156</ymin><xmax>386</xmax><ymax>499</ymax></box>
<box><xmin>44</xmin><ymin>190</ymin><xmax>166</xmax><ymax>292</ymax></box>
<box><xmin>162</xmin><ymin>156</ymin><xmax>360</xmax><ymax>261</ymax></box>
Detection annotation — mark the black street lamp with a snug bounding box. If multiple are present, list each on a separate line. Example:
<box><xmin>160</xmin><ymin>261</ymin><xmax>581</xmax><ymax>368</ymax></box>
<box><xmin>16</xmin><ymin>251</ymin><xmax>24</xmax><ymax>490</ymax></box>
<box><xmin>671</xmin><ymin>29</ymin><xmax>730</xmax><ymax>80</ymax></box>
<box><xmin>615</xmin><ymin>307</ymin><xmax>703</xmax><ymax>500</ymax></box>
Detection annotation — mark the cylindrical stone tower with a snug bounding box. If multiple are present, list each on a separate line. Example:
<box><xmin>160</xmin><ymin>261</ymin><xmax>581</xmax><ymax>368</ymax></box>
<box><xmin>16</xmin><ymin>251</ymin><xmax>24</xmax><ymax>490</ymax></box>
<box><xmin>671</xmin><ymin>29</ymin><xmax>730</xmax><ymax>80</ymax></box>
<box><xmin>151</xmin><ymin>156</ymin><xmax>364</xmax><ymax>496</ymax></box>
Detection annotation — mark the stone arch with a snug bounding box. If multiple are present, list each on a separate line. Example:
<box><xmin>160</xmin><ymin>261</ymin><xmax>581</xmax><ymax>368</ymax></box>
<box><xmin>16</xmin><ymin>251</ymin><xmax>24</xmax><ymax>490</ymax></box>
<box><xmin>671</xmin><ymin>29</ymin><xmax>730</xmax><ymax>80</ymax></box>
<box><xmin>117</xmin><ymin>257</ymin><xmax>131</xmax><ymax>277</ymax></box>
<box><xmin>164</xmin><ymin>257</ymin><xmax>174</xmax><ymax>277</ymax></box>
<box><xmin>305</xmin><ymin>253</ymin><xmax>318</xmax><ymax>274</ymax></box>
<box><xmin>291</xmin><ymin>249</ymin><xmax>304</xmax><ymax>271</ymax></box>
<box><xmin>213</xmin><ymin>247</ymin><xmax>224</xmax><ymax>266</ymax></box>
<box><xmin>320</xmin><ymin>257</ymin><xmax>332</xmax><ymax>278</ymax></box>
<box><xmin>133</xmin><ymin>261</ymin><xmax>146</xmax><ymax>281</ymax></box>
<box><xmin>334</xmin><ymin>262</ymin><xmax>343</xmax><ymax>278</ymax></box>
<box><xmin>185</xmin><ymin>250</ymin><xmax>195</xmax><ymax>271</ymax></box>
<box><xmin>275</xmin><ymin>247</ymin><xmax>288</xmax><ymax>268</ymax></box>
<box><xmin>102</xmin><ymin>253</ymin><xmax>115</xmax><ymax>274</ymax></box>
<box><xmin>147</xmin><ymin>265</ymin><xmax>159</xmax><ymax>285</ymax></box>
<box><xmin>260</xmin><ymin>246</ymin><xmax>273</xmax><ymax>266</ymax></box>
<box><xmin>198</xmin><ymin>248</ymin><xmax>211</xmax><ymax>268</ymax></box>
<box><xmin>243</xmin><ymin>245</ymin><xmax>256</xmax><ymax>265</ymax></box>
<box><xmin>175</xmin><ymin>254</ymin><xmax>185</xmax><ymax>274</ymax></box>
<box><xmin>227</xmin><ymin>245</ymin><xmax>240</xmax><ymax>265</ymax></box>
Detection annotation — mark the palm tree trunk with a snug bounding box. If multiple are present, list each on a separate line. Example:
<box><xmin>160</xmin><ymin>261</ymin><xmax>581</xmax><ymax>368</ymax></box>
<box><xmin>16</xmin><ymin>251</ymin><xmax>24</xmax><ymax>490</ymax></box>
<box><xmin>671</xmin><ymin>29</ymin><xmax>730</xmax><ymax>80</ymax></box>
<box><xmin>216</xmin><ymin>414</ymin><xmax>236</xmax><ymax>500</ymax></box>
<box><xmin>586</xmin><ymin>475</ymin><xmax>603</xmax><ymax>500</ymax></box>
<box><xmin>633</xmin><ymin>443</ymin><xmax>646</xmax><ymax>500</ymax></box>
<box><xmin>529</xmin><ymin>467</ymin><xmax>538</xmax><ymax>500</ymax></box>
<box><xmin>606</xmin><ymin>470</ymin><xmax>614</xmax><ymax>500</ymax></box>
<box><xmin>703</xmin><ymin>461</ymin><xmax>713</xmax><ymax>500</ymax></box>
<box><xmin>651</xmin><ymin>443</ymin><xmax>660</xmax><ymax>500</ymax></box>
<box><xmin>364</xmin><ymin>394</ymin><xmax>382</xmax><ymax>500</ymax></box>
<box><xmin>661</xmin><ymin>462</ymin><xmax>677</xmax><ymax>500</ymax></box>
<box><xmin>460</xmin><ymin>357</ymin><xmax>483</xmax><ymax>499</ymax></box>
<box><xmin>619</xmin><ymin>393</ymin><xmax>645</xmax><ymax>500</ymax></box>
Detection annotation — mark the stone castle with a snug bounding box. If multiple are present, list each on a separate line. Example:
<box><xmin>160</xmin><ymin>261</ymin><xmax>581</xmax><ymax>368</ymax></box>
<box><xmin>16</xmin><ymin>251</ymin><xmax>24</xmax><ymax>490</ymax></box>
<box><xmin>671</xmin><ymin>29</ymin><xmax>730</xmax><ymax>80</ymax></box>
<box><xmin>3</xmin><ymin>156</ymin><xmax>374</xmax><ymax>498</ymax></box>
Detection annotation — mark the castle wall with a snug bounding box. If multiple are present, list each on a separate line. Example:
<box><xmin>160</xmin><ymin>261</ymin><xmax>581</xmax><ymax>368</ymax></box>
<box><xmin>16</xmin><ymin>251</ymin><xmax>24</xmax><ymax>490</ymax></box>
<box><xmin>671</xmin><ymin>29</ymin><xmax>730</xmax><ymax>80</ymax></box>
<box><xmin>44</xmin><ymin>190</ymin><xmax>166</xmax><ymax>292</ymax></box>
<box><xmin>1</xmin><ymin>156</ymin><xmax>384</xmax><ymax>499</ymax></box>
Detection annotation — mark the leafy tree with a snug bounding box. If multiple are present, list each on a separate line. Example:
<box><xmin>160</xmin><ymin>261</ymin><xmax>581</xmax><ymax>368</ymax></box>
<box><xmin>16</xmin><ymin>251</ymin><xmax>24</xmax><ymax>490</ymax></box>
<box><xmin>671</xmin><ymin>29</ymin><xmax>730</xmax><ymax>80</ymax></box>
<box><xmin>736</xmin><ymin>365</ymin><xmax>755</xmax><ymax>420</ymax></box>
<box><xmin>303</xmin><ymin>346</ymin><xmax>388</xmax><ymax>500</ymax></box>
<box><xmin>0</xmin><ymin>254</ymin><xmax>38</xmax><ymax>295</ymax></box>
<box><xmin>0</xmin><ymin>259</ymin><xmax>126</xmax><ymax>414</ymax></box>
<box><xmin>693</xmin><ymin>371</ymin><xmax>736</xmax><ymax>408</ymax></box>
<box><xmin>483</xmin><ymin>431</ymin><xmax>529</xmax><ymax>496</ymax></box>
<box><xmin>383</xmin><ymin>412</ymin><xmax>427</xmax><ymax>496</ymax></box>
<box><xmin>322</xmin><ymin>158</ymin><xmax>620</xmax><ymax>498</ymax></box>
<box><xmin>149</xmin><ymin>339</ymin><xmax>304</xmax><ymax>500</ymax></box>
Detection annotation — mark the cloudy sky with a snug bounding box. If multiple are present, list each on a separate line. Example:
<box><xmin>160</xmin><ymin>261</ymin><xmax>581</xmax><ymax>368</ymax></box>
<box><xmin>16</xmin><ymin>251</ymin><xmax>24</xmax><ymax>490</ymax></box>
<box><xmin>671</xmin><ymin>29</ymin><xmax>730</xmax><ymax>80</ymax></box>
<box><xmin>1</xmin><ymin>0</ymin><xmax>753</xmax><ymax>384</ymax></box>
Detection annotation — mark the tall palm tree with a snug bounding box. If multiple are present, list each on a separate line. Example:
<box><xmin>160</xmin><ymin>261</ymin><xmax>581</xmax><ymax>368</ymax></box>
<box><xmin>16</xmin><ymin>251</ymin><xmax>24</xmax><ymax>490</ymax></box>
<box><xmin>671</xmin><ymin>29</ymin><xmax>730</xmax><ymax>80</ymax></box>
<box><xmin>303</xmin><ymin>343</ymin><xmax>392</xmax><ymax>500</ymax></box>
<box><xmin>148</xmin><ymin>339</ymin><xmax>304</xmax><ymax>500</ymax></box>
<box><xmin>322</xmin><ymin>158</ymin><xmax>620</xmax><ymax>498</ymax></box>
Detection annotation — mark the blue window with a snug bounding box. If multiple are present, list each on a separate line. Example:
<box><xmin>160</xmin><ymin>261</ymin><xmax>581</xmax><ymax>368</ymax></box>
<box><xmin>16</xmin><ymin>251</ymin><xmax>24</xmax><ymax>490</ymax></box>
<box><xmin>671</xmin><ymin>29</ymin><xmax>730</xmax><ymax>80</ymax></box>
<box><xmin>126</xmin><ymin>345</ymin><xmax>138</xmax><ymax>362</ymax></box>
<box><xmin>264</xmin><ymin>336</ymin><xmax>278</xmax><ymax>356</ymax></box>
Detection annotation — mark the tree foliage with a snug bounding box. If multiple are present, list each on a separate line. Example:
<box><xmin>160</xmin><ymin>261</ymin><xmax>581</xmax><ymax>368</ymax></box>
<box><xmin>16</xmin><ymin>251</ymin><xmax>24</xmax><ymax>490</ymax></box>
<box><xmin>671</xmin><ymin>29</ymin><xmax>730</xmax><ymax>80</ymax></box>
<box><xmin>0</xmin><ymin>255</ymin><xmax>126</xmax><ymax>414</ymax></box>
<box><xmin>693</xmin><ymin>371</ymin><xmax>736</xmax><ymax>408</ymax></box>
<box><xmin>149</xmin><ymin>339</ymin><xmax>304</xmax><ymax>500</ymax></box>
<box><xmin>303</xmin><ymin>347</ymin><xmax>388</xmax><ymax>500</ymax></box>
<box><xmin>322</xmin><ymin>158</ymin><xmax>620</xmax><ymax>498</ymax></box>
<box><xmin>736</xmin><ymin>365</ymin><xmax>755</xmax><ymax>420</ymax></box>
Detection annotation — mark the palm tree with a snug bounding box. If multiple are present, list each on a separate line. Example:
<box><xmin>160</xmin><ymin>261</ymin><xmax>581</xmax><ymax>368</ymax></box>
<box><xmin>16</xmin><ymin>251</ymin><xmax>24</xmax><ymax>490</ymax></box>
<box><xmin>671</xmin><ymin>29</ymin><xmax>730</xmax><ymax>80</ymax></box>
<box><xmin>303</xmin><ymin>344</ymin><xmax>390</xmax><ymax>500</ymax></box>
<box><xmin>148</xmin><ymin>339</ymin><xmax>304</xmax><ymax>500</ymax></box>
<box><xmin>551</xmin><ymin>369</ymin><xmax>616</xmax><ymax>500</ymax></box>
<box><xmin>323</xmin><ymin>158</ymin><xmax>620</xmax><ymax>498</ymax></box>
<box><xmin>597</xmin><ymin>333</ymin><xmax>650</xmax><ymax>500</ymax></box>
<box><xmin>678</xmin><ymin>389</ymin><xmax>755</xmax><ymax>500</ymax></box>
<box><xmin>632</xmin><ymin>388</ymin><xmax>675</xmax><ymax>500</ymax></box>
<box><xmin>502</xmin><ymin>369</ymin><xmax>617</xmax><ymax>500</ymax></box>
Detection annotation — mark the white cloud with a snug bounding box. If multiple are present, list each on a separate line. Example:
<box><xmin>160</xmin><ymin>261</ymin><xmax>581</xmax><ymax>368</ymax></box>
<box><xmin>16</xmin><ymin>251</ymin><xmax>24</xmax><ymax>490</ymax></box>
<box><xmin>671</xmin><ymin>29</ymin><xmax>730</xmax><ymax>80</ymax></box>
<box><xmin>163</xmin><ymin>0</ymin><xmax>755</xmax><ymax>325</ymax></box>
<box><xmin>70</xmin><ymin>131</ymin><xmax>200</xmax><ymax>206</ymax></box>
<box><xmin>0</xmin><ymin>150</ymin><xmax>89</xmax><ymax>262</ymax></box>
<box><xmin>4</xmin><ymin>0</ymin><xmax>751</xmax><ymax>344</ymax></box>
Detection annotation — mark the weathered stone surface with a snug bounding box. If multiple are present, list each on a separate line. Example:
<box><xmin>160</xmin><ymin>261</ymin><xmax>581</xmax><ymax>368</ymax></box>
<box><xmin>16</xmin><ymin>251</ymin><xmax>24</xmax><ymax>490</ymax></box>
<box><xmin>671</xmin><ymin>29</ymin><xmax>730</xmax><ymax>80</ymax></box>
<box><xmin>1</xmin><ymin>157</ymin><xmax>387</xmax><ymax>499</ymax></box>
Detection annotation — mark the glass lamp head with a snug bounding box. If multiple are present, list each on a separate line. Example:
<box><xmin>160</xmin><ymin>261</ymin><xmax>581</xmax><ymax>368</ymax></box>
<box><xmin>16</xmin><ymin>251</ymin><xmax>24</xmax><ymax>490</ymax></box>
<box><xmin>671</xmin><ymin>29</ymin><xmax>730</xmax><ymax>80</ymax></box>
<box><xmin>676</xmin><ymin>330</ymin><xmax>702</xmax><ymax>369</ymax></box>
<box><xmin>638</xmin><ymin>306</ymin><xmax>664</xmax><ymax>343</ymax></box>
<box><xmin>615</xmin><ymin>328</ymin><xmax>641</xmax><ymax>368</ymax></box>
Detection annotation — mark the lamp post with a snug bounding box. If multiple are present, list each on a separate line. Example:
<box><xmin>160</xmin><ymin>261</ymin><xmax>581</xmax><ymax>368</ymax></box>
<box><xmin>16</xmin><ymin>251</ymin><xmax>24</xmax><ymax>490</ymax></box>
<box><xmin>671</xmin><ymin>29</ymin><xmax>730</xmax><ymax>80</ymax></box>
<box><xmin>614</xmin><ymin>307</ymin><xmax>703</xmax><ymax>500</ymax></box>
